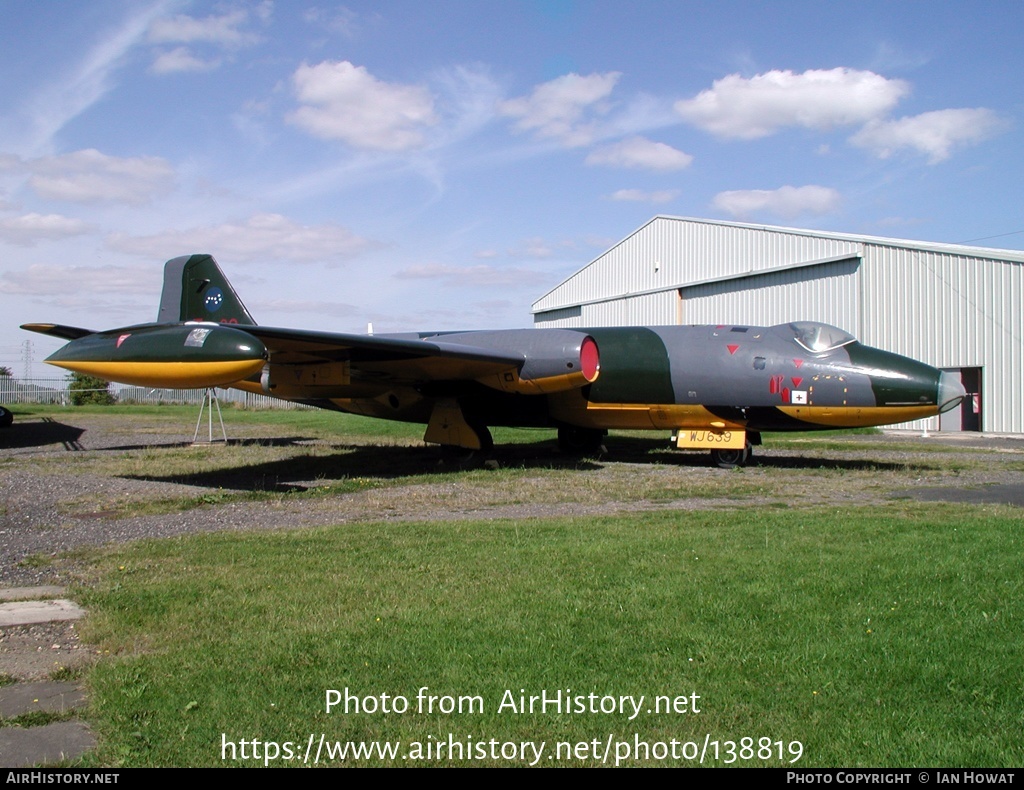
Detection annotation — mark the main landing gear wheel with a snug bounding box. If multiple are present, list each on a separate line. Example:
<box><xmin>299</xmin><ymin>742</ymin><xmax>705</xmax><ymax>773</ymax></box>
<box><xmin>438</xmin><ymin>423</ymin><xmax>493</xmax><ymax>468</ymax></box>
<box><xmin>557</xmin><ymin>426</ymin><xmax>605</xmax><ymax>455</ymax></box>
<box><xmin>439</xmin><ymin>444</ymin><xmax>482</xmax><ymax>467</ymax></box>
<box><xmin>710</xmin><ymin>444</ymin><xmax>751</xmax><ymax>469</ymax></box>
<box><xmin>0</xmin><ymin>406</ymin><xmax>12</xmax><ymax>428</ymax></box>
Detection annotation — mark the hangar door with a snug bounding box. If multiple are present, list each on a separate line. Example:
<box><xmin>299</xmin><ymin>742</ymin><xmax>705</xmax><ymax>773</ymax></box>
<box><xmin>678</xmin><ymin>257</ymin><xmax>861</xmax><ymax>333</ymax></box>
<box><xmin>939</xmin><ymin>367</ymin><xmax>983</xmax><ymax>431</ymax></box>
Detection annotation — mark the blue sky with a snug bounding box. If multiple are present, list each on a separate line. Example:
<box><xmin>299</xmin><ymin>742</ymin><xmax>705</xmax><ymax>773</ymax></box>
<box><xmin>2</xmin><ymin>0</ymin><xmax>1022</xmax><ymax>374</ymax></box>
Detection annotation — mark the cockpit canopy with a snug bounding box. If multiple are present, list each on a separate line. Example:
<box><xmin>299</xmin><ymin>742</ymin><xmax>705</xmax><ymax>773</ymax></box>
<box><xmin>787</xmin><ymin>321</ymin><xmax>857</xmax><ymax>353</ymax></box>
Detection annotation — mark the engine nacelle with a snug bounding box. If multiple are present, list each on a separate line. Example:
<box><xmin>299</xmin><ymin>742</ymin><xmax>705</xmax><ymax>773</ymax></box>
<box><xmin>432</xmin><ymin>329</ymin><xmax>600</xmax><ymax>395</ymax></box>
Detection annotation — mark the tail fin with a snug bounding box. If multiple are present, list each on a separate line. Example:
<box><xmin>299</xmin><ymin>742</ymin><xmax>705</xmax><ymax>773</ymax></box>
<box><xmin>157</xmin><ymin>254</ymin><xmax>256</xmax><ymax>325</ymax></box>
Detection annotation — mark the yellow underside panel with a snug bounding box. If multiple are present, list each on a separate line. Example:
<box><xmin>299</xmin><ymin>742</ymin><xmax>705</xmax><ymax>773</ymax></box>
<box><xmin>777</xmin><ymin>404</ymin><xmax>939</xmax><ymax>427</ymax></box>
<box><xmin>552</xmin><ymin>391</ymin><xmax>941</xmax><ymax>431</ymax></box>
<box><xmin>47</xmin><ymin>359</ymin><xmax>265</xmax><ymax>389</ymax></box>
<box><xmin>232</xmin><ymin>380</ymin><xmax>264</xmax><ymax>396</ymax></box>
<box><xmin>550</xmin><ymin>398</ymin><xmax>747</xmax><ymax>431</ymax></box>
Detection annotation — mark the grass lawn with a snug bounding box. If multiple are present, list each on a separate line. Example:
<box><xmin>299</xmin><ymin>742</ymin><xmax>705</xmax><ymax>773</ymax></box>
<box><xmin>7</xmin><ymin>404</ymin><xmax>1022</xmax><ymax>767</ymax></box>
<box><xmin>70</xmin><ymin>505</ymin><xmax>1021</xmax><ymax>767</ymax></box>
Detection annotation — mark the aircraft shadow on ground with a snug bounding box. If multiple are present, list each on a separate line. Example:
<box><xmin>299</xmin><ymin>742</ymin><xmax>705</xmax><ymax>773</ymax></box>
<box><xmin>609</xmin><ymin>436</ymin><xmax>931</xmax><ymax>473</ymax></box>
<box><xmin>750</xmin><ymin>453</ymin><xmax>932</xmax><ymax>472</ymax></box>
<box><xmin>0</xmin><ymin>418</ymin><xmax>87</xmax><ymax>450</ymax></box>
<box><xmin>119</xmin><ymin>435</ymin><xmax>926</xmax><ymax>493</ymax></box>
<box><xmin>124</xmin><ymin>440</ymin><xmax>604</xmax><ymax>492</ymax></box>
<box><xmin>103</xmin><ymin>436</ymin><xmax>317</xmax><ymax>452</ymax></box>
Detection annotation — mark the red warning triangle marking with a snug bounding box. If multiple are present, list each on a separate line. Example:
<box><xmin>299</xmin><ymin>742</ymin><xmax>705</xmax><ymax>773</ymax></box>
<box><xmin>793</xmin><ymin>359</ymin><xmax>804</xmax><ymax>368</ymax></box>
<box><xmin>727</xmin><ymin>344</ymin><xmax>739</xmax><ymax>355</ymax></box>
<box><xmin>792</xmin><ymin>377</ymin><xmax>803</xmax><ymax>388</ymax></box>
<box><xmin>116</xmin><ymin>334</ymin><xmax>131</xmax><ymax>348</ymax></box>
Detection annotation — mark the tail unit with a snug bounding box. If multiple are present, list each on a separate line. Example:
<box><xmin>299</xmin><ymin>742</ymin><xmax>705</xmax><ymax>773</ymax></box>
<box><xmin>157</xmin><ymin>254</ymin><xmax>256</xmax><ymax>326</ymax></box>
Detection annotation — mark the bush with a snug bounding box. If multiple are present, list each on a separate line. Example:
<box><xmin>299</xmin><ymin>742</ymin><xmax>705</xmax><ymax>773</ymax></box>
<box><xmin>68</xmin><ymin>373</ymin><xmax>116</xmax><ymax>406</ymax></box>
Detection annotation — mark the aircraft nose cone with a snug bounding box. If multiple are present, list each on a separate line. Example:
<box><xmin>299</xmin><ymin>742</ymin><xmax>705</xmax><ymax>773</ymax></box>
<box><xmin>938</xmin><ymin>370</ymin><xmax>967</xmax><ymax>413</ymax></box>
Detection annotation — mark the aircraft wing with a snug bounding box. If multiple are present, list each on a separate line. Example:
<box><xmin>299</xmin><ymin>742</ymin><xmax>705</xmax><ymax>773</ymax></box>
<box><xmin>22</xmin><ymin>318</ymin><xmax>598</xmax><ymax>396</ymax></box>
<box><xmin>244</xmin><ymin>325</ymin><xmax>525</xmax><ymax>383</ymax></box>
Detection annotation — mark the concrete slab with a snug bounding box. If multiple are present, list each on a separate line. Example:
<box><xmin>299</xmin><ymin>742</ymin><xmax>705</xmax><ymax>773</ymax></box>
<box><xmin>0</xmin><ymin>682</ymin><xmax>86</xmax><ymax>718</ymax></box>
<box><xmin>0</xmin><ymin>587</ymin><xmax>65</xmax><ymax>602</ymax></box>
<box><xmin>0</xmin><ymin>600</ymin><xmax>85</xmax><ymax>628</ymax></box>
<box><xmin>0</xmin><ymin>720</ymin><xmax>95</xmax><ymax>767</ymax></box>
<box><xmin>904</xmin><ymin>483</ymin><xmax>1024</xmax><ymax>507</ymax></box>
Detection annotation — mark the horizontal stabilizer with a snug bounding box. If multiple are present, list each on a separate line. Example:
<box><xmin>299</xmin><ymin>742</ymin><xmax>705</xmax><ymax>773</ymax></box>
<box><xmin>20</xmin><ymin>323</ymin><xmax>96</xmax><ymax>341</ymax></box>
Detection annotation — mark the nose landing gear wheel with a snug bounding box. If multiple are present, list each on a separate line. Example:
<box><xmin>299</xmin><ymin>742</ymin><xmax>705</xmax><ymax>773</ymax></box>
<box><xmin>710</xmin><ymin>444</ymin><xmax>751</xmax><ymax>469</ymax></box>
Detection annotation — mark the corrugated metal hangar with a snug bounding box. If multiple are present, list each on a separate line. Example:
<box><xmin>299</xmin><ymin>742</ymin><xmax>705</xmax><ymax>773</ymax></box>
<box><xmin>532</xmin><ymin>216</ymin><xmax>1024</xmax><ymax>433</ymax></box>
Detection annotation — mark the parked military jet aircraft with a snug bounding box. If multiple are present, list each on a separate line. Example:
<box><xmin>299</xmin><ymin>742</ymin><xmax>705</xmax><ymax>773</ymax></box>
<box><xmin>23</xmin><ymin>254</ymin><xmax>966</xmax><ymax>467</ymax></box>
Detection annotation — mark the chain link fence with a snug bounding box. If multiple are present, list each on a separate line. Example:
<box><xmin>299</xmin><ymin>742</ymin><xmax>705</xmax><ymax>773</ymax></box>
<box><xmin>0</xmin><ymin>377</ymin><xmax>310</xmax><ymax>410</ymax></box>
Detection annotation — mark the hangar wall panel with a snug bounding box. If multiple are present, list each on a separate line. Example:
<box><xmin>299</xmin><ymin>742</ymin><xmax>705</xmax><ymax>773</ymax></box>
<box><xmin>533</xmin><ymin>217</ymin><xmax>861</xmax><ymax>313</ymax></box>
<box><xmin>680</xmin><ymin>259</ymin><xmax>861</xmax><ymax>333</ymax></box>
<box><xmin>860</xmin><ymin>245</ymin><xmax>1024</xmax><ymax>433</ymax></box>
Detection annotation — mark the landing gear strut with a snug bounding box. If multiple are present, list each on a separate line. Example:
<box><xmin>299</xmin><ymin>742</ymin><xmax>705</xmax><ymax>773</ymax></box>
<box><xmin>557</xmin><ymin>426</ymin><xmax>606</xmax><ymax>455</ymax></box>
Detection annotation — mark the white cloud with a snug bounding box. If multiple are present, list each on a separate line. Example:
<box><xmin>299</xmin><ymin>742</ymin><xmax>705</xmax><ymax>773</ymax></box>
<box><xmin>499</xmin><ymin>72</ymin><xmax>620</xmax><ymax>147</ymax></box>
<box><xmin>394</xmin><ymin>263</ymin><xmax>549</xmax><ymax>288</ymax></box>
<box><xmin>586</xmin><ymin>137</ymin><xmax>692</xmax><ymax>171</ymax></box>
<box><xmin>2</xmin><ymin>263</ymin><xmax>154</xmax><ymax>295</ymax></box>
<box><xmin>583</xmin><ymin>234</ymin><xmax>617</xmax><ymax>250</ymax></box>
<box><xmin>288</xmin><ymin>61</ymin><xmax>437</xmax><ymax>151</ymax></box>
<box><xmin>18</xmin><ymin>2</ymin><xmax>173</xmax><ymax>156</ymax></box>
<box><xmin>150</xmin><ymin>47</ymin><xmax>220</xmax><ymax>74</ymax></box>
<box><xmin>431</xmin><ymin>65</ymin><xmax>503</xmax><ymax>145</ymax></box>
<box><xmin>510</xmin><ymin>237</ymin><xmax>559</xmax><ymax>258</ymax></box>
<box><xmin>676</xmin><ymin>68</ymin><xmax>908</xmax><ymax>140</ymax></box>
<box><xmin>255</xmin><ymin>299</ymin><xmax>358</xmax><ymax>318</ymax></box>
<box><xmin>609</xmin><ymin>188</ymin><xmax>680</xmax><ymax>204</ymax></box>
<box><xmin>0</xmin><ymin>213</ymin><xmax>93</xmax><ymax>246</ymax></box>
<box><xmin>849</xmin><ymin>108</ymin><xmax>1005</xmax><ymax>163</ymax></box>
<box><xmin>107</xmin><ymin>213</ymin><xmax>373</xmax><ymax>264</ymax></box>
<box><xmin>712</xmin><ymin>185</ymin><xmax>841</xmax><ymax>219</ymax></box>
<box><xmin>148</xmin><ymin>10</ymin><xmax>260</xmax><ymax>47</ymax></box>
<box><xmin>146</xmin><ymin>7</ymin><xmax>267</xmax><ymax>75</ymax></box>
<box><xmin>302</xmin><ymin>6</ymin><xmax>360</xmax><ymax>37</ymax></box>
<box><xmin>20</xmin><ymin>149</ymin><xmax>174</xmax><ymax>205</ymax></box>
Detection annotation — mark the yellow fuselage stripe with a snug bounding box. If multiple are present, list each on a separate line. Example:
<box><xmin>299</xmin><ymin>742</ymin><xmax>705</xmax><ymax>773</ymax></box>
<box><xmin>775</xmin><ymin>404</ymin><xmax>940</xmax><ymax>427</ymax></box>
<box><xmin>47</xmin><ymin>359</ymin><xmax>265</xmax><ymax>388</ymax></box>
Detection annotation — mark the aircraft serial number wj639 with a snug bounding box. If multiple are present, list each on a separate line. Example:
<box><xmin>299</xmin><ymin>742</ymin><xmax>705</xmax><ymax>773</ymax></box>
<box><xmin>23</xmin><ymin>255</ymin><xmax>966</xmax><ymax>467</ymax></box>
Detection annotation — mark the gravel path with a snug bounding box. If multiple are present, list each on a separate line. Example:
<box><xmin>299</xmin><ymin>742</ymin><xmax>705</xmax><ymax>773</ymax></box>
<box><xmin>3</xmin><ymin>413</ymin><xmax>1023</xmax><ymax>588</ymax></box>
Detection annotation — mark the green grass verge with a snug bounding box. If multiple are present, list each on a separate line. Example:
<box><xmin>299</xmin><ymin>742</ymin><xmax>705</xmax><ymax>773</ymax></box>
<box><xmin>72</xmin><ymin>505</ymin><xmax>1022</xmax><ymax>767</ymax></box>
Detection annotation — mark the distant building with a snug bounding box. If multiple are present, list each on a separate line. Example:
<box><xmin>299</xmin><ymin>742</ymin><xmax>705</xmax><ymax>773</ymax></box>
<box><xmin>533</xmin><ymin>216</ymin><xmax>1024</xmax><ymax>433</ymax></box>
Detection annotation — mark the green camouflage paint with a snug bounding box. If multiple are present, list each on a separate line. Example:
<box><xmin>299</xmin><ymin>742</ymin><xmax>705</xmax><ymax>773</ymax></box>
<box><xmin>845</xmin><ymin>343</ymin><xmax>940</xmax><ymax>406</ymax></box>
<box><xmin>584</xmin><ymin>327</ymin><xmax>675</xmax><ymax>404</ymax></box>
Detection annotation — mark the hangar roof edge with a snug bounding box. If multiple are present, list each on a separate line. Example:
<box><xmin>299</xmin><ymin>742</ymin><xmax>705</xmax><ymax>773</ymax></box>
<box><xmin>532</xmin><ymin>215</ymin><xmax>1024</xmax><ymax>312</ymax></box>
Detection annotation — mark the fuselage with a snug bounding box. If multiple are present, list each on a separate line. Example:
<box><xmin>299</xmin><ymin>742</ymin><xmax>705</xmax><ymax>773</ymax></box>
<box><xmin>308</xmin><ymin>322</ymin><xmax>963</xmax><ymax>434</ymax></box>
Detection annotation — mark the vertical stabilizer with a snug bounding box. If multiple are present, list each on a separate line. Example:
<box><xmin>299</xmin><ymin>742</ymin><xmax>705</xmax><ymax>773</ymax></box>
<box><xmin>157</xmin><ymin>254</ymin><xmax>256</xmax><ymax>325</ymax></box>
